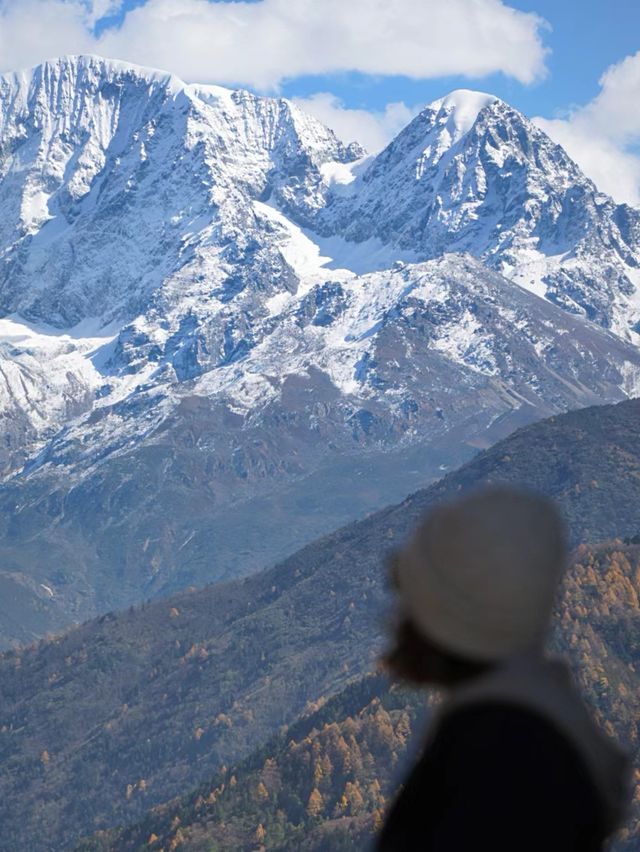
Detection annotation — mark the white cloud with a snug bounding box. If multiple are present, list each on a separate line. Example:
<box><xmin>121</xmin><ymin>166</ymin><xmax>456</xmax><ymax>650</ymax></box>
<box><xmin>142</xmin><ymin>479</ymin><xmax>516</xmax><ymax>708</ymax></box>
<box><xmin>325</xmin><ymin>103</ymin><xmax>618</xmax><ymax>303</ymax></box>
<box><xmin>0</xmin><ymin>0</ymin><xmax>548</xmax><ymax>89</ymax></box>
<box><xmin>535</xmin><ymin>51</ymin><xmax>640</xmax><ymax>206</ymax></box>
<box><xmin>0</xmin><ymin>2</ymin><xmax>94</xmax><ymax>70</ymax></box>
<box><xmin>292</xmin><ymin>93</ymin><xmax>421</xmax><ymax>152</ymax></box>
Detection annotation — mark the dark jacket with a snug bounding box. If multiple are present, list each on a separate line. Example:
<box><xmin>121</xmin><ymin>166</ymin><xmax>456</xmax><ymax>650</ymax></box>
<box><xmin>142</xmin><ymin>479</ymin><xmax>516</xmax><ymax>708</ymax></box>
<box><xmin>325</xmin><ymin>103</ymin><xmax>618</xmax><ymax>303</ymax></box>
<box><xmin>377</xmin><ymin>655</ymin><xmax>629</xmax><ymax>852</ymax></box>
<box><xmin>377</xmin><ymin>701</ymin><xmax>607</xmax><ymax>851</ymax></box>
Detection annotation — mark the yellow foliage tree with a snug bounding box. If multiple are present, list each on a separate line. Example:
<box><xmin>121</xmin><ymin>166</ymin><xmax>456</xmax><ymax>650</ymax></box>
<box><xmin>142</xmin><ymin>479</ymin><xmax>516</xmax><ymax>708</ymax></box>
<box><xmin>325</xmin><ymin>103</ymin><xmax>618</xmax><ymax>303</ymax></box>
<box><xmin>307</xmin><ymin>787</ymin><xmax>324</xmax><ymax>818</ymax></box>
<box><xmin>373</xmin><ymin>808</ymin><xmax>385</xmax><ymax>832</ymax></box>
<box><xmin>334</xmin><ymin>793</ymin><xmax>349</xmax><ymax>816</ymax></box>
<box><xmin>345</xmin><ymin>781</ymin><xmax>365</xmax><ymax>815</ymax></box>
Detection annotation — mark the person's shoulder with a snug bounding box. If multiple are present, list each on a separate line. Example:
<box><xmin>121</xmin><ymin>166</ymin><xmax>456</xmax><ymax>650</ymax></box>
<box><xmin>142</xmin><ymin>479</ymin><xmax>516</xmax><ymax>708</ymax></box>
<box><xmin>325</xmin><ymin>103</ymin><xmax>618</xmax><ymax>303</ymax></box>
<box><xmin>438</xmin><ymin>700</ymin><xmax>574</xmax><ymax>755</ymax></box>
<box><xmin>380</xmin><ymin>700</ymin><xmax>607</xmax><ymax>852</ymax></box>
<box><xmin>434</xmin><ymin>699</ymin><xmax>599</xmax><ymax>792</ymax></box>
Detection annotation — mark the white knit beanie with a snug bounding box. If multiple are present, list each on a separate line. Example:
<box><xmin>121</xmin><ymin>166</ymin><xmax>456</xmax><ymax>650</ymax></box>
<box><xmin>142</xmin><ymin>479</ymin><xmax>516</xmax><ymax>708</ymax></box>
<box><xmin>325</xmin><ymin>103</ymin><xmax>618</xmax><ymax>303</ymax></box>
<box><xmin>395</xmin><ymin>486</ymin><xmax>567</xmax><ymax>661</ymax></box>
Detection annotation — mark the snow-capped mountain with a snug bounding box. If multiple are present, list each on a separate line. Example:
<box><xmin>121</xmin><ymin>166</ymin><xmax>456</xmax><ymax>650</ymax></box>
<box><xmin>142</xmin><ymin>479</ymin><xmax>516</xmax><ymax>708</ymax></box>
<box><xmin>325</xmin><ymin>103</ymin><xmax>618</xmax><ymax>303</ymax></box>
<box><xmin>0</xmin><ymin>56</ymin><xmax>639</xmax><ymax>643</ymax></box>
<box><xmin>0</xmin><ymin>56</ymin><xmax>359</xmax><ymax>325</ymax></box>
<box><xmin>0</xmin><ymin>55</ymin><xmax>362</xmax><ymax>470</ymax></box>
<box><xmin>321</xmin><ymin>90</ymin><xmax>640</xmax><ymax>340</ymax></box>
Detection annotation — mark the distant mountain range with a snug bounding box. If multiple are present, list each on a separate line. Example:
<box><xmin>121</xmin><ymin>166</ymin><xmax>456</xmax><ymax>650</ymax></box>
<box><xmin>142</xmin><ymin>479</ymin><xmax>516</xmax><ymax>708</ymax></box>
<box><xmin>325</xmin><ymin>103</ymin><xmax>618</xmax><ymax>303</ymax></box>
<box><xmin>1</xmin><ymin>397</ymin><xmax>639</xmax><ymax>851</ymax></box>
<box><xmin>1</xmin><ymin>56</ymin><xmax>640</xmax><ymax>643</ymax></box>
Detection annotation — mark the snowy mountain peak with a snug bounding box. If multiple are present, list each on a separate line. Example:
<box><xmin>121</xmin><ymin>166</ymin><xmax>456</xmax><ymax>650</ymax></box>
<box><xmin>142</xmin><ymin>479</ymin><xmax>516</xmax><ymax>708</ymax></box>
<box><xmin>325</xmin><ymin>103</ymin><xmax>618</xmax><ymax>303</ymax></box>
<box><xmin>0</xmin><ymin>54</ymin><xmax>360</xmax><ymax>330</ymax></box>
<box><xmin>322</xmin><ymin>84</ymin><xmax>640</xmax><ymax>340</ymax></box>
<box><xmin>427</xmin><ymin>88</ymin><xmax>500</xmax><ymax>142</ymax></box>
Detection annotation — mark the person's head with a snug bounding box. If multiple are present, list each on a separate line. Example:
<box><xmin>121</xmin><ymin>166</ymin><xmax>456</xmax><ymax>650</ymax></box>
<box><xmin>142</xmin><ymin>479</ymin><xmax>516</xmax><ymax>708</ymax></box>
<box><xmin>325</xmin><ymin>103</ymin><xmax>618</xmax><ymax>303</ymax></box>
<box><xmin>384</xmin><ymin>486</ymin><xmax>568</xmax><ymax>687</ymax></box>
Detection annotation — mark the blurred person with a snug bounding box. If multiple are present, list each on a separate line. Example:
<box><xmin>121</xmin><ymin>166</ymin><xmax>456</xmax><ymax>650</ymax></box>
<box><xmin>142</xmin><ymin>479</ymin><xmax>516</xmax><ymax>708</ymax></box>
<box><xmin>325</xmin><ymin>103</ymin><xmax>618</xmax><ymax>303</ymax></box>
<box><xmin>377</xmin><ymin>487</ymin><xmax>630</xmax><ymax>852</ymax></box>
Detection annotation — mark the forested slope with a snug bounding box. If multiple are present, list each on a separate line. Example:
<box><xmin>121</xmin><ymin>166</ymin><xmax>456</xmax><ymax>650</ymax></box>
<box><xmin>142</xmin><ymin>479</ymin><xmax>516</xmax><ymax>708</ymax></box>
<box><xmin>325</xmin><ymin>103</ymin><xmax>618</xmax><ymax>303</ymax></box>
<box><xmin>1</xmin><ymin>398</ymin><xmax>640</xmax><ymax>849</ymax></box>
<box><xmin>81</xmin><ymin>542</ymin><xmax>640</xmax><ymax>851</ymax></box>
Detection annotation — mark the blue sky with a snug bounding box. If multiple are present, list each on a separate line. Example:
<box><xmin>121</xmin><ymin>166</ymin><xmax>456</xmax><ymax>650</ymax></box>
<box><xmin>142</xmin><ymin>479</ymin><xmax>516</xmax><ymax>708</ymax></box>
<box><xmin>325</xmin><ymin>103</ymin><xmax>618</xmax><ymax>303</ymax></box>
<box><xmin>497</xmin><ymin>0</ymin><xmax>640</xmax><ymax>116</ymax></box>
<box><xmin>1</xmin><ymin>0</ymin><xmax>639</xmax><ymax>202</ymax></box>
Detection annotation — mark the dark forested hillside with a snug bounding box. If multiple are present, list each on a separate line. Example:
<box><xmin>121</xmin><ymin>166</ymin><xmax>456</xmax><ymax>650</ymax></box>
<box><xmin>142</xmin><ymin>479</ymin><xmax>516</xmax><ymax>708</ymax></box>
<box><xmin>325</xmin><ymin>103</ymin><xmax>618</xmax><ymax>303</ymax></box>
<box><xmin>2</xmin><ymin>397</ymin><xmax>640</xmax><ymax>850</ymax></box>
<box><xmin>81</xmin><ymin>541</ymin><xmax>640</xmax><ymax>851</ymax></box>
